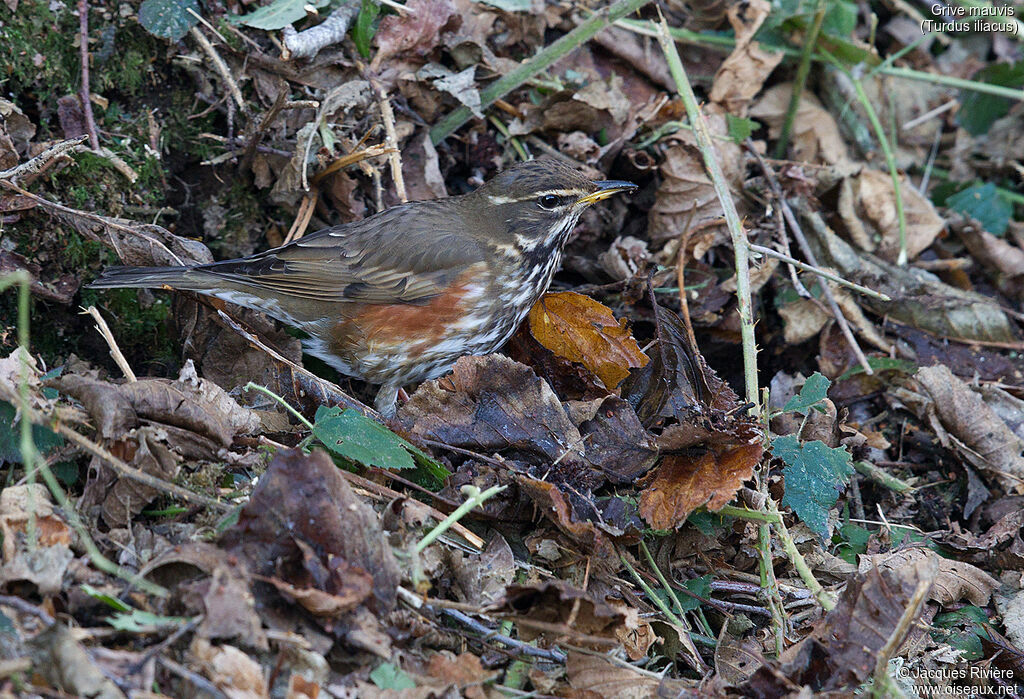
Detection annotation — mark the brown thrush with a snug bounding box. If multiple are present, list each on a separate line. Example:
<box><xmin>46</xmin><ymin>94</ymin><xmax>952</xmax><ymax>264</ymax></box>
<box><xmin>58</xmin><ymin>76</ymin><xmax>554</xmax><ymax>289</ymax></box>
<box><xmin>91</xmin><ymin>158</ymin><xmax>637</xmax><ymax>416</ymax></box>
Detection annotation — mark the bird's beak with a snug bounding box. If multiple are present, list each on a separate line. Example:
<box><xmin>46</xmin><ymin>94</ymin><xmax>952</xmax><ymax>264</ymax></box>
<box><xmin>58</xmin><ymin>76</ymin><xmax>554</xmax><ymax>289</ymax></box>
<box><xmin>576</xmin><ymin>180</ymin><xmax>639</xmax><ymax>206</ymax></box>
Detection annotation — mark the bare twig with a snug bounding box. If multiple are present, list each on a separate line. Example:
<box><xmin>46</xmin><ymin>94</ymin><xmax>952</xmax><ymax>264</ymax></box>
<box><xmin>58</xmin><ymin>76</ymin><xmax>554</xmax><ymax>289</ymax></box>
<box><xmin>78</xmin><ymin>0</ymin><xmax>100</xmax><ymax>151</ymax></box>
<box><xmin>0</xmin><ymin>135</ymin><xmax>88</xmax><ymax>184</ymax></box>
<box><xmin>746</xmin><ymin>142</ymin><xmax>874</xmax><ymax>375</ymax></box>
<box><xmin>189</xmin><ymin>26</ymin><xmax>246</xmax><ymax>114</ymax></box>
<box><xmin>373</xmin><ymin>81</ymin><xmax>407</xmax><ymax>203</ymax></box>
<box><xmin>657</xmin><ymin>16</ymin><xmax>759</xmax><ymax>412</ymax></box>
<box><xmin>282</xmin><ymin>189</ymin><xmax>318</xmax><ymax>245</ymax></box>
<box><xmin>870</xmin><ymin>558</ymin><xmax>937</xmax><ymax>697</ymax></box>
<box><xmin>749</xmin><ymin>244</ymin><xmax>891</xmax><ymax>300</ymax></box>
<box><xmin>81</xmin><ymin>306</ymin><xmax>137</xmax><ymax>382</ymax></box>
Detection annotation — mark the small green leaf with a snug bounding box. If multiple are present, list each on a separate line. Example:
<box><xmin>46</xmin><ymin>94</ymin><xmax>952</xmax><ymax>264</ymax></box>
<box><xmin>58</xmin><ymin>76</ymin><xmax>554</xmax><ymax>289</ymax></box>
<box><xmin>726</xmin><ymin>114</ymin><xmax>759</xmax><ymax>144</ymax></box>
<box><xmin>676</xmin><ymin>574</ymin><xmax>713</xmax><ymax>612</ymax></box>
<box><xmin>838</xmin><ymin>358</ymin><xmax>917</xmax><ymax>381</ymax></box>
<box><xmin>80</xmin><ymin>584</ymin><xmax>133</xmax><ymax>612</ymax></box>
<box><xmin>946</xmin><ymin>182</ymin><xmax>1013</xmax><ymax>237</ymax></box>
<box><xmin>138</xmin><ymin>0</ymin><xmax>201</xmax><ymax>40</ymax></box>
<box><xmin>931</xmin><ymin>605</ymin><xmax>990</xmax><ymax>661</ymax></box>
<box><xmin>352</xmin><ymin>0</ymin><xmax>380</xmax><ymax>59</ymax></box>
<box><xmin>782</xmin><ymin>372</ymin><xmax>831</xmax><ymax>414</ymax></box>
<box><xmin>958</xmin><ymin>61</ymin><xmax>1024</xmax><ymax>136</ymax></box>
<box><xmin>0</xmin><ymin>401</ymin><xmax>63</xmax><ymax>464</ymax></box>
<box><xmin>475</xmin><ymin>0</ymin><xmax>531</xmax><ymax>11</ymax></box>
<box><xmin>232</xmin><ymin>0</ymin><xmax>330</xmax><ymax>30</ymax></box>
<box><xmin>774</xmin><ymin>435</ymin><xmax>853</xmax><ymax>539</ymax></box>
<box><xmin>107</xmin><ymin>610</ymin><xmax>191</xmax><ymax>631</ymax></box>
<box><xmin>313</xmin><ymin>406</ymin><xmax>415</xmax><ymax>470</ymax></box>
<box><xmin>835</xmin><ymin>522</ymin><xmax>870</xmax><ymax>564</ymax></box>
<box><xmin>370</xmin><ymin>662</ymin><xmax>416</xmax><ymax>690</ymax></box>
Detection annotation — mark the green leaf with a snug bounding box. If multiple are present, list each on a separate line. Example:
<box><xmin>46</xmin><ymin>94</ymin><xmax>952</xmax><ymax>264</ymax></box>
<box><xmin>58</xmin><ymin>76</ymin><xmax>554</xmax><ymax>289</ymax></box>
<box><xmin>0</xmin><ymin>401</ymin><xmax>63</xmax><ymax>465</ymax></box>
<box><xmin>80</xmin><ymin>584</ymin><xmax>133</xmax><ymax>612</ymax></box>
<box><xmin>946</xmin><ymin>182</ymin><xmax>1013</xmax><ymax>237</ymax></box>
<box><xmin>232</xmin><ymin>0</ymin><xmax>330</xmax><ymax>30</ymax></box>
<box><xmin>726</xmin><ymin>114</ymin><xmax>759</xmax><ymax>143</ymax></box>
<box><xmin>138</xmin><ymin>0</ymin><xmax>201</xmax><ymax>40</ymax></box>
<box><xmin>838</xmin><ymin>357</ymin><xmax>917</xmax><ymax>381</ymax></box>
<box><xmin>686</xmin><ymin>510</ymin><xmax>732</xmax><ymax>536</ymax></box>
<box><xmin>931</xmin><ymin>606</ymin><xmax>990</xmax><ymax>661</ymax></box>
<box><xmin>475</xmin><ymin>0</ymin><xmax>531</xmax><ymax>10</ymax></box>
<box><xmin>834</xmin><ymin>522</ymin><xmax>870</xmax><ymax>564</ymax></box>
<box><xmin>676</xmin><ymin>574</ymin><xmax>713</xmax><ymax>612</ymax></box>
<box><xmin>313</xmin><ymin>406</ymin><xmax>415</xmax><ymax>470</ymax></box>
<box><xmin>958</xmin><ymin>61</ymin><xmax>1024</xmax><ymax>136</ymax></box>
<box><xmin>782</xmin><ymin>372</ymin><xmax>831</xmax><ymax>414</ymax></box>
<box><xmin>107</xmin><ymin>610</ymin><xmax>191</xmax><ymax>631</ymax></box>
<box><xmin>370</xmin><ymin>662</ymin><xmax>416</xmax><ymax>690</ymax></box>
<box><xmin>774</xmin><ymin>435</ymin><xmax>853</xmax><ymax>539</ymax></box>
<box><xmin>352</xmin><ymin>0</ymin><xmax>380</xmax><ymax>59</ymax></box>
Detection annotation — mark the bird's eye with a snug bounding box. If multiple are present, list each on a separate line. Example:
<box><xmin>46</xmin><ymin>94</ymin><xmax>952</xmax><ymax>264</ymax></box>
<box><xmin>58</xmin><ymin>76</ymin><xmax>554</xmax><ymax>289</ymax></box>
<box><xmin>538</xmin><ymin>194</ymin><xmax>561</xmax><ymax>210</ymax></box>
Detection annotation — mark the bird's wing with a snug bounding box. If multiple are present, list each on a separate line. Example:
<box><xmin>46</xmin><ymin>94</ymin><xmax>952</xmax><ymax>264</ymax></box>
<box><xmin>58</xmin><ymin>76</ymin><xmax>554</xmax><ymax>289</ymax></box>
<box><xmin>199</xmin><ymin>201</ymin><xmax>484</xmax><ymax>305</ymax></box>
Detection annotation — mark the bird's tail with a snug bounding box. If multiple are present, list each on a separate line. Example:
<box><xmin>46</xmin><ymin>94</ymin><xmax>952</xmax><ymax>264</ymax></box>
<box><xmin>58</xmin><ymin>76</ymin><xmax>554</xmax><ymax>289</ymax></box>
<box><xmin>89</xmin><ymin>265</ymin><xmax>211</xmax><ymax>291</ymax></box>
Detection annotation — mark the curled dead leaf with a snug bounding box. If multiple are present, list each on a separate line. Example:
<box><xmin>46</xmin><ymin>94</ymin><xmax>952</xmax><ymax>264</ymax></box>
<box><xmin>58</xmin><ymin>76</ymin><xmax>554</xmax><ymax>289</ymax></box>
<box><xmin>528</xmin><ymin>291</ymin><xmax>648</xmax><ymax>390</ymax></box>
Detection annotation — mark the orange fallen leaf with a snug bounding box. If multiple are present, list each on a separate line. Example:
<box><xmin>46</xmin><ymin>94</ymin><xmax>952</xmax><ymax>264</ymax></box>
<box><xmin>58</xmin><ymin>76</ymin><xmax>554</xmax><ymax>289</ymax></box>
<box><xmin>528</xmin><ymin>291</ymin><xmax>648</xmax><ymax>390</ymax></box>
<box><xmin>639</xmin><ymin>443</ymin><xmax>762</xmax><ymax>530</ymax></box>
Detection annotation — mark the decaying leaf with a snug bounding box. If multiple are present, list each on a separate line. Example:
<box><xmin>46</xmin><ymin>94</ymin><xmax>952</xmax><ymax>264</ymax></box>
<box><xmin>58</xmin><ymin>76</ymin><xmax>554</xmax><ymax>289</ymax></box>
<box><xmin>800</xmin><ymin>203</ymin><xmax>1020</xmax><ymax>344</ymax></box>
<box><xmin>837</xmin><ymin>168</ymin><xmax>945</xmax><ymax>262</ymax></box>
<box><xmin>708</xmin><ymin>0</ymin><xmax>785</xmax><ymax>114</ymax></box>
<box><xmin>749</xmin><ymin>83</ymin><xmax>850</xmax><ymax>165</ymax></box>
<box><xmin>859</xmin><ymin>548</ymin><xmax>999</xmax><ymax>607</ymax></box>
<box><xmin>639</xmin><ymin>443</ymin><xmax>762</xmax><ymax>530</ymax></box>
<box><xmin>528</xmin><ymin>291</ymin><xmax>648</xmax><ymax>390</ymax></box>
<box><xmin>904</xmin><ymin>364</ymin><xmax>1024</xmax><ymax>491</ymax></box>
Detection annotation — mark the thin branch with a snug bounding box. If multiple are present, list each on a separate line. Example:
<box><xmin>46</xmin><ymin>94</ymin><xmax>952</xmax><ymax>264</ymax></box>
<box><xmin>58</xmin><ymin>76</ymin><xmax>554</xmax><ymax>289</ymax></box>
<box><xmin>430</xmin><ymin>0</ymin><xmax>653</xmax><ymax>144</ymax></box>
<box><xmin>373</xmin><ymin>80</ymin><xmax>407</xmax><ymax>203</ymax></box>
<box><xmin>189</xmin><ymin>26</ymin><xmax>246</xmax><ymax>114</ymax></box>
<box><xmin>78</xmin><ymin>0</ymin><xmax>100</xmax><ymax>151</ymax></box>
<box><xmin>749</xmin><ymin>244</ymin><xmax>891</xmax><ymax>300</ymax></box>
<box><xmin>81</xmin><ymin>306</ymin><xmax>137</xmax><ymax>382</ymax></box>
<box><xmin>656</xmin><ymin>16</ymin><xmax>759</xmax><ymax>412</ymax></box>
<box><xmin>746</xmin><ymin>143</ymin><xmax>874</xmax><ymax>375</ymax></box>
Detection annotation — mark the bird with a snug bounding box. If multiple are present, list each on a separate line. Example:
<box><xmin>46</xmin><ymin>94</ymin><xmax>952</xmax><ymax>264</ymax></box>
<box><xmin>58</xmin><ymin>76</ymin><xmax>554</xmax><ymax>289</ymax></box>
<box><xmin>90</xmin><ymin>158</ymin><xmax>637</xmax><ymax>416</ymax></box>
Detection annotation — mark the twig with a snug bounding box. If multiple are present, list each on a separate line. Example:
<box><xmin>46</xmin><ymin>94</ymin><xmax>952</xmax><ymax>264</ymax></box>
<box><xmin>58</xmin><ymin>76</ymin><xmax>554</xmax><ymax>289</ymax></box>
<box><xmin>78</xmin><ymin>0</ymin><xmax>100</xmax><ymax>150</ymax></box>
<box><xmin>618</xmin><ymin>19</ymin><xmax>1024</xmax><ymax>101</ymax></box>
<box><xmin>845</xmin><ymin>64</ymin><xmax>908</xmax><ymax>266</ymax></box>
<box><xmin>869</xmin><ymin>558</ymin><xmax>936</xmax><ymax>698</ymax></box>
<box><xmin>81</xmin><ymin>306</ymin><xmax>137</xmax><ymax>382</ymax></box>
<box><xmin>749</xmin><ymin>244</ymin><xmax>890</xmax><ymax>300</ymax></box>
<box><xmin>853</xmin><ymin>460</ymin><xmax>913</xmax><ymax>494</ymax></box>
<box><xmin>282</xmin><ymin>3</ymin><xmax>359</xmax><ymax>60</ymax></box>
<box><xmin>282</xmin><ymin>189</ymin><xmax>318</xmax><ymax>245</ymax></box>
<box><xmin>0</xmin><ymin>594</ymin><xmax>56</xmax><ymax>626</ymax></box>
<box><xmin>767</xmin><ymin>500</ymin><xmax>835</xmax><ymax>611</ymax></box>
<box><xmin>373</xmin><ymin>81</ymin><xmax>407</xmax><ymax>203</ymax></box>
<box><xmin>158</xmin><ymin>657</ymin><xmax>228</xmax><ymax>699</ymax></box>
<box><xmin>746</xmin><ymin>143</ymin><xmax>874</xmax><ymax>375</ymax></box>
<box><xmin>215</xmin><ymin>310</ymin><xmax>376</xmax><ymax>418</ymax></box>
<box><xmin>0</xmin><ymin>135</ymin><xmax>88</xmax><ymax>184</ymax></box>
<box><xmin>339</xmin><ymin>470</ymin><xmax>484</xmax><ymax>549</ymax></box>
<box><xmin>656</xmin><ymin>15</ymin><xmax>759</xmax><ymax>413</ymax></box>
<box><xmin>430</xmin><ymin>0</ymin><xmax>653</xmax><ymax>144</ymax></box>
<box><xmin>444</xmin><ymin>609</ymin><xmax>567</xmax><ymax>663</ymax></box>
<box><xmin>901</xmin><ymin>99</ymin><xmax>956</xmax><ymax>131</ymax></box>
<box><xmin>415</xmin><ymin>485</ymin><xmax>505</xmax><ymax>553</ymax></box>
<box><xmin>775</xmin><ymin>0</ymin><xmax>825</xmax><ymax>159</ymax></box>
<box><xmin>189</xmin><ymin>26</ymin><xmax>246</xmax><ymax>114</ymax></box>
<box><xmin>51</xmin><ymin>421</ymin><xmax>229</xmax><ymax>512</ymax></box>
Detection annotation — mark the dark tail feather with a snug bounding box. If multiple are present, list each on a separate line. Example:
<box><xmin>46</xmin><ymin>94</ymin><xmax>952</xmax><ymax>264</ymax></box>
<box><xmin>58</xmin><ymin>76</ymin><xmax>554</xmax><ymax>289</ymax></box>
<box><xmin>89</xmin><ymin>265</ymin><xmax>205</xmax><ymax>290</ymax></box>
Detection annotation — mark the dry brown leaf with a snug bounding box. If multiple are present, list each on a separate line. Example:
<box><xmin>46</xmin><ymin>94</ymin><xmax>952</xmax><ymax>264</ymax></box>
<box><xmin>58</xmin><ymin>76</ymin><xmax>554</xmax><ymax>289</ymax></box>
<box><xmin>191</xmin><ymin>638</ymin><xmax>269</xmax><ymax>699</ymax></box>
<box><xmin>838</xmin><ymin>168</ymin><xmax>945</xmax><ymax>262</ymax></box>
<box><xmin>749</xmin><ymin>83</ymin><xmax>849</xmax><ymax>165</ymax></box>
<box><xmin>528</xmin><ymin>291</ymin><xmax>648</xmax><ymax>390</ymax></box>
<box><xmin>859</xmin><ymin>547</ymin><xmax>999</xmax><ymax>607</ymax></box>
<box><xmin>370</xmin><ymin>0</ymin><xmax>458</xmax><ymax>70</ymax></box>
<box><xmin>566</xmin><ymin>651</ymin><xmax>688</xmax><ymax>698</ymax></box>
<box><xmin>954</xmin><ymin>216</ymin><xmax>1024</xmax><ymax>302</ymax></box>
<box><xmin>638</xmin><ymin>443</ymin><xmax>762</xmax><ymax>530</ymax></box>
<box><xmin>709</xmin><ymin>0</ymin><xmax>785</xmax><ymax>114</ymax></box>
<box><xmin>912</xmin><ymin>364</ymin><xmax>1024</xmax><ymax>491</ymax></box>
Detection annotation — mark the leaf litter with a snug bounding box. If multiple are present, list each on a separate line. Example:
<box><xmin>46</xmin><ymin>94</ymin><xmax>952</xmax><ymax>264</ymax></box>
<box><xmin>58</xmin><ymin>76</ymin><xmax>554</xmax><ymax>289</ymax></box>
<box><xmin>2</xmin><ymin>0</ymin><xmax>1024</xmax><ymax>696</ymax></box>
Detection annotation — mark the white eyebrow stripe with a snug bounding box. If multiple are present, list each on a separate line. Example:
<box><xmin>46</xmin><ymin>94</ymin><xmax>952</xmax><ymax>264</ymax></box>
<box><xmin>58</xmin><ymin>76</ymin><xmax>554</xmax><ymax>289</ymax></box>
<box><xmin>485</xmin><ymin>188</ymin><xmax>588</xmax><ymax>205</ymax></box>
